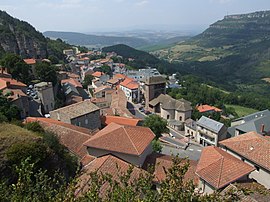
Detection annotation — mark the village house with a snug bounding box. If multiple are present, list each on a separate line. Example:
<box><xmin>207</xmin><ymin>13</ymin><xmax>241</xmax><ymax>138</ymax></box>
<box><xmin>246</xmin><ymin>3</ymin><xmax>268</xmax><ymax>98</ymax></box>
<box><xmin>120</xmin><ymin>77</ymin><xmax>139</xmax><ymax>102</ymax></box>
<box><xmin>83</xmin><ymin>122</ymin><xmax>155</xmax><ymax>167</ymax></box>
<box><xmin>50</xmin><ymin>100</ymin><xmax>101</xmax><ymax>130</ymax></box>
<box><xmin>184</xmin><ymin>118</ymin><xmax>197</xmax><ymax>138</ymax></box>
<box><xmin>61</xmin><ymin>78</ymin><xmax>89</xmax><ymax>105</ymax></box>
<box><xmin>35</xmin><ymin>82</ymin><xmax>55</xmax><ymax>114</ymax></box>
<box><xmin>219</xmin><ymin>131</ymin><xmax>270</xmax><ymax>189</ymax></box>
<box><xmin>141</xmin><ymin>75</ymin><xmax>166</xmax><ymax>108</ymax></box>
<box><xmin>25</xmin><ymin>117</ymin><xmax>96</xmax><ymax>161</ymax></box>
<box><xmin>196</xmin><ymin>146</ymin><xmax>255</xmax><ymax>194</ymax></box>
<box><xmin>143</xmin><ymin>153</ymin><xmax>198</xmax><ymax>192</ymax></box>
<box><xmin>228</xmin><ymin>109</ymin><xmax>270</xmax><ymax>137</ymax></box>
<box><xmin>196</xmin><ymin>104</ymin><xmax>222</xmax><ymax>114</ymax></box>
<box><xmin>0</xmin><ymin>77</ymin><xmax>29</xmax><ymax>118</ymax></box>
<box><xmin>149</xmin><ymin>94</ymin><xmax>192</xmax><ymax>130</ymax></box>
<box><xmin>196</xmin><ymin>116</ymin><xmax>227</xmax><ymax>146</ymax></box>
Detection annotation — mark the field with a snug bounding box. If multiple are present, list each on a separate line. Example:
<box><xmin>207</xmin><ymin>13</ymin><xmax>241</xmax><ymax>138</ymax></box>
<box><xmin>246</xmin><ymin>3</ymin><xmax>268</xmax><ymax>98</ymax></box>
<box><xmin>225</xmin><ymin>104</ymin><xmax>257</xmax><ymax>117</ymax></box>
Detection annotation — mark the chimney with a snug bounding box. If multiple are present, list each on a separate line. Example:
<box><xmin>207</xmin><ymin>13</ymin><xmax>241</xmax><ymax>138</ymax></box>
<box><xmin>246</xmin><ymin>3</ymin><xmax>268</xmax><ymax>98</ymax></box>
<box><xmin>260</xmin><ymin>124</ymin><xmax>266</xmax><ymax>136</ymax></box>
<box><xmin>6</xmin><ymin>81</ymin><xmax>11</xmax><ymax>88</ymax></box>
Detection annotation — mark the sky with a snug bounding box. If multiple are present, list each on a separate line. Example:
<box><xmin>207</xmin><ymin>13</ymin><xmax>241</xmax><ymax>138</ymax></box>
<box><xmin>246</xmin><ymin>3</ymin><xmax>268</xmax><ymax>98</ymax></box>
<box><xmin>1</xmin><ymin>0</ymin><xmax>270</xmax><ymax>33</ymax></box>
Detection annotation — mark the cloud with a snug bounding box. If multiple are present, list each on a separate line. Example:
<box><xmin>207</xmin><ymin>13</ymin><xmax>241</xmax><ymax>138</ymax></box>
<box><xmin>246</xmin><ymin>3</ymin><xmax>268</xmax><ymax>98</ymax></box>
<box><xmin>136</xmin><ymin>0</ymin><xmax>149</xmax><ymax>7</ymax></box>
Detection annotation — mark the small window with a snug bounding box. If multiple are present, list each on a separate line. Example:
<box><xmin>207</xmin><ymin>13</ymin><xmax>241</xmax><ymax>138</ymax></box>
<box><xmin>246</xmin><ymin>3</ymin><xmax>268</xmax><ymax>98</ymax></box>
<box><xmin>85</xmin><ymin>119</ymin><xmax>88</xmax><ymax>125</ymax></box>
<box><xmin>179</xmin><ymin>116</ymin><xmax>182</xmax><ymax>121</ymax></box>
<box><xmin>77</xmin><ymin>122</ymin><xmax>81</xmax><ymax>126</ymax></box>
<box><xmin>167</xmin><ymin>115</ymin><xmax>170</xmax><ymax>119</ymax></box>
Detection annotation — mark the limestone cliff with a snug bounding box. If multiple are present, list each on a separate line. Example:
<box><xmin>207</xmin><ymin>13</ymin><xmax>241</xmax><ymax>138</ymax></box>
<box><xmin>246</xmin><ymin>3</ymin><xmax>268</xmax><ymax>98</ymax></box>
<box><xmin>0</xmin><ymin>10</ymin><xmax>48</xmax><ymax>58</ymax></box>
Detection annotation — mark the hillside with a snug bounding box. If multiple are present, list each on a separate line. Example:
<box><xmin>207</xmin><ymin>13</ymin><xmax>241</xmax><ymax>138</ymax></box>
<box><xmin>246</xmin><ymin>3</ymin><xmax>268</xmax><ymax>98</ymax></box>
<box><xmin>44</xmin><ymin>31</ymin><xmax>149</xmax><ymax>48</ymax></box>
<box><xmin>152</xmin><ymin>10</ymin><xmax>270</xmax><ymax>92</ymax></box>
<box><xmin>0</xmin><ymin>11</ymin><xmax>72</xmax><ymax>60</ymax></box>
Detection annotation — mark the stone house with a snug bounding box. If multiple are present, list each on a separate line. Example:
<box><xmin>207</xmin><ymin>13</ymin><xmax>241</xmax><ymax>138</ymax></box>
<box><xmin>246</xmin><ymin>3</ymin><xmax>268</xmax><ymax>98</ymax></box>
<box><xmin>184</xmin><ymin>118</ymin><xmax>197</xmax><ymax>138</ymax></box>
<box><xmin>196</xmin><ymin>116</ymin><xmax>227</xmax><ymax>146</ymax></box>
<box><xmin>149</xmin><ymin>94</ymin><xmax>192</xmax><ymax>130</ymax></box>
<box><xmin>50</xmin><ymin>100</ymin><xmax>101</xmax><ymax>130</ymax></box>
<box><xmin>35</xmin><ymin>82</ymin><xmax>55</xmax><ymax>114</ymax></box>
<box><xmin>220</xmin><ymin>131</ymin><xmax>270</xmax><ymax>189</ymax></box>
<box><xmin>141</xmin><ymin>75</ymin><xmax>166</xmax><ymax>108</ymax></box>
<box><xmin>120</xmin><ymin>77</ymin><xmax>139</xmax><ymax>102</ymax></box>
<box><xmin>83</xmin><ymin>122</ymin><xmax>155</xmax><ymax>167</ymax></box>
<box><xmin>196</xmin><ymin>146</ymin><xmax>255</xmax><ymax>194</ymax></box>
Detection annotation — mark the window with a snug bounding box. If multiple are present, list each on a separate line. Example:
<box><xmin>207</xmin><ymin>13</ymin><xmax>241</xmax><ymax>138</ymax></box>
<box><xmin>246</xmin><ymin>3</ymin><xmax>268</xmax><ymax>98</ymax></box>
<box><xmin>167</xmin><ymin>115</ymin><xmax>170</xmax><ymax>119</ymax></box>
<box><xmin>179</xmin><ymin>116</ymin><xmax>182</xmax><ymax>121</ymax></box>
<box><xmin>77</xmin><ymin>122</ymin><xmax>81</xmax><ymax>126</ymax></box>
<box><xmin>85</xmin><ymin>119</ymin><xmax>88</xmax><ymax>125</ymax></box>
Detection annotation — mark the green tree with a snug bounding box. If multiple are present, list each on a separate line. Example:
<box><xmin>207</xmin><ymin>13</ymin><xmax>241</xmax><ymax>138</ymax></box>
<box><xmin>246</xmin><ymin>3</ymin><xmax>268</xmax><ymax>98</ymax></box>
<box><xmin>143</xmin><ymin>114</ymin><xmax>169</xmax><ymax>139</ymax></box>
<box><xmin>48</xmin><ymin>55</ymin><xmax>59</xmax><ymax>64</ymax></box>
<box><xmin>0</xmin><ymin>91</ymin><xmax>20</xmax><ymax>121</ymax></box>
<box><xmin>83</xmin><ymin>74</ymin><xmax>94</xmax><ymax>89</ymax></box>
<box><xmin>35</xmin><ymin>62</ymin><xmax>57</xmax><ymax>85</ymax></box>
<box><xmin>100</xmin><ymin>65</ymin><xmax>111</xmax><ymax>75</ymax></box>
<box><xmin>0</xmin><ymin>53</ymin><xmax>32</xmax><ymax>84</ymax></box>
<box><xmin>152</xmin><ymin>139</ymin><xmax>162</xmax><ymax>153</ymax></box>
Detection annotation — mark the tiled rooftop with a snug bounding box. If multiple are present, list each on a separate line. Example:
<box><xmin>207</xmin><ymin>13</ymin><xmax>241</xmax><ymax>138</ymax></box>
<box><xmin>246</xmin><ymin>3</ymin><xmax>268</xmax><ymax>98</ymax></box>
<box><xmin>196</xmin><ymin>146</ymin><xmax>255</xmax><ymax>189</ymax></box>
<box><xmin>84</xmin><ymin>122</ymin><xmax>155</xmax><ymax>156</ymax></box>
<box><xmin>220</xmin><ymin>131</ymin><xmax>270</xmax><ymax>171</ymax></box>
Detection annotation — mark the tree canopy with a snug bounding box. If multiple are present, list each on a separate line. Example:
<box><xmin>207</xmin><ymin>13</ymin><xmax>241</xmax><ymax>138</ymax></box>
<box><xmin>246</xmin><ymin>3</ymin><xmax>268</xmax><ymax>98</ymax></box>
<box><xmin>143</xmin><ymin>114</ymin><xmax>169</xmax><ymax>139</ymax></box>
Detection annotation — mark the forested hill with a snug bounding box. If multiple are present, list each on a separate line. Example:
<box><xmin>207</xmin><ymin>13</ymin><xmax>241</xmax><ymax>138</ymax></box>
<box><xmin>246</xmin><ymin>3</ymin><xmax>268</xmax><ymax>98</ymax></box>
<box><xmin>151</xmin><ymin>10</ymin><xmax>270</xmax><ymax>93</ymax></box>
<box><xmin>0</xmin><ymin>11</ymin><xmax>72</xmax><ymax>60</ymax></box>
<box><xmin>44</xmin><ymin>31</ymin><xmax>148</xmax><ymax>48</ymax></box>
<box><xmin>193</xmin><ymin>10</ymin><xmax>270</xmax><ymax>47</ymax></box>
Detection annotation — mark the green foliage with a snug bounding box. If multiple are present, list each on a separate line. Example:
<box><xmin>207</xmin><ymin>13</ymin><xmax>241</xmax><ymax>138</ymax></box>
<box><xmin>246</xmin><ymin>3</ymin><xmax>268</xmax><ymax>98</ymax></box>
<box><xmin>83</xmin><ymin>74</ymin><xmax>94</xmax><ymax>89</ymax></box>
<box><xmin>0</xmin><ymin>91</ymin><xmax>20</xmax><ymax>121</ymax></box>
<box><xmin>152</xmin><ymin>139</ymin><xmax>162</xmax><ymax>153</ymax></box>
<box><xmin>35</xmin><ymin>62</ymin><xmax>57</xmax><ymax>85</ymax></box>
<box><xmin>0</xmin><ymin>53</ymin><xmax>32</xmax><ymax>84</ymax></box>
<box><xmin>48</xmin><ymin>55</ymin><xmax>59</xmax><ymax>64</ymax></box>
<box><xmin>47</xmin><ymin>38</ymin><xmax>73</xmax><ymax>61</ymax></box>
<box><xmin>99</xmin><ymin>65</ymin><xmax>111</xmax><ymax>75</ymax></box>
<box><xmin>143</xmin><ymin>114</ymin><xmax>169</xmax><ymax>139</ymax></box>
<box><xmin>24</xmin><ymin>121</ymin><xmax>44</xmax><ymax>133</ymax></box>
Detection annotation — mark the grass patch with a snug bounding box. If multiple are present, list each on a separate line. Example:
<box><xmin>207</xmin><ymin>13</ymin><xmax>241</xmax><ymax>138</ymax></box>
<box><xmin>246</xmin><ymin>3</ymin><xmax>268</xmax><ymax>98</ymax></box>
<box><xmin>225</xmin><ymin>104</ymin><xmax>257</xmax><ymax>117</ymax></box>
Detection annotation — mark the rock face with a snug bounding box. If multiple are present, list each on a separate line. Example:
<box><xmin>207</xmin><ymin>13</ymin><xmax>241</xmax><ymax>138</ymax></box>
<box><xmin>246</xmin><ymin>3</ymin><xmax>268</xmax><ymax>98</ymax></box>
<box><xmin>0</xmin><ymin>11</ymin><xmax>48</xmax><ymax>58</ymax></box>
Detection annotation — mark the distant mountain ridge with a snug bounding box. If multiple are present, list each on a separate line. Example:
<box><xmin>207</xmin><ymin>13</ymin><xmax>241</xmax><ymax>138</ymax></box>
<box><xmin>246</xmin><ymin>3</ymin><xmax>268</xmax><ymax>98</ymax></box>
<box><xmin>43</xmin><ymin>31</ymin><xmax>149</xmax><ymax>48</ymax></box>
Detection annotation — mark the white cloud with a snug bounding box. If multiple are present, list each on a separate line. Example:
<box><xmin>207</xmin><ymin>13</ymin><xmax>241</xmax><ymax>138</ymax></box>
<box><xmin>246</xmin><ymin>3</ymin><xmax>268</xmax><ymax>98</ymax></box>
<box><xmin>136</xmin><ymin>0</ymin><xmax>149</xmax><ymax>7</ymax></box>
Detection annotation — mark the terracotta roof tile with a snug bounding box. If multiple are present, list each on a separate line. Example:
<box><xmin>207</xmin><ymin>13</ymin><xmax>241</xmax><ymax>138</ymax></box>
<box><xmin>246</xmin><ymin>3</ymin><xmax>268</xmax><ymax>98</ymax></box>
<box><xmin>143</xmin><ymin>153</ymin><xmax>199</xmax><ymax>185</ymax></box>
<box><xmin>0</xmin><ymin>78</ymin><xmax>26</xmax><ymax>90</ymax></box>
<box><xmin>61</xmin><ymin>78</ymin><xmax>83</xmax><ymax>88</ymax></box>
<box><xmin>25</xmin><ymin>117</ymin><xmax>96</xmax><ymax>159</ymax></box>
<box><xmin>120</xmin><ymin>77</ymin><xmax>139</xmax><ymax>90</ymax></box>
<box><xmin>196</xmin><ymin>146</ymin><xmax>255</xmax><ymax>189</ymax></box>
<box><xmin>3</xmin><ymin>89</ymin><xmax>27</xmax><ymax>101</ymax></box>
<box><xmin>197</xmin><ymin>104</ymin><xmax>222</xmax><ymax>113</ymax></box>
<box><xmin>114</xmin><ymin>74</ymin><xmax>126</xmax><ymax>80</ymax></box>
<box><xmin>101</xmin><ymin>115</ymin><xmax>141</xmax><ymax>126</ymax></box>
<box><xmin>75</xmin><ymin>154</ymin><xmax>146</xmax><ymax>197</ymax></box>
<box><xmin>110</xmin><ymin>89</ymin><xmax>134</xmax><ymax>118</ymax></box>
<box><xmin>220</xmin><ymin>131</ymin><xmax>270</xmax><ymax>171</ymax></box>
<box><xmin>107</xmin><ymin>78</ymin><xmax>120</xmax><ymax>85</ymax></box>
<box><xmin>84</xmin><ymin>122</ymin><xmax>155</xmax><ymax>156</ymax></box>
<box><xmin>92</xmin><ymin>71</ymin><xmax>103</xmax><ymax>77</ymax></box>
<box><xmin>23</xmin><ymin>58</ymin><xmax>36</xmax><ymax>65</ymax></box>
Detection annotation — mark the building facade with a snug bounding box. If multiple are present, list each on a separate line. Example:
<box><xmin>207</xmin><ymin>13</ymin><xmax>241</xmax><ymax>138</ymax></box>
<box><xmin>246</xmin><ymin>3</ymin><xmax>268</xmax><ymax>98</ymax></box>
<box><xmin>35</xmin><ymin>82</ymin><xmax>55</xmax><ymax>114</ymax></box>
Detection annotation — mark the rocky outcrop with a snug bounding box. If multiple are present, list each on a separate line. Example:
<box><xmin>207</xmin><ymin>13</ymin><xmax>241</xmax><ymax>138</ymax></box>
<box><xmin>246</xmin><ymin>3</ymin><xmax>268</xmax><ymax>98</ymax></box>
<box><xmin>0</xmin><ymin>11</ymin><xmax>48</xmax><ymax>58</ymax></box>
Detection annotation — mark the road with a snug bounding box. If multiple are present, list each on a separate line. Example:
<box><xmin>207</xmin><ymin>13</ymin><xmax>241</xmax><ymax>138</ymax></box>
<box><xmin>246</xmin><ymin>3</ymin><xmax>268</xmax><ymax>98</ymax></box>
<box><xmin>161</xmin><ymin>143</ymin><xmax>202</xmax><ymax>161</ymax></box>
<box><xmin>127</xmin><ymin>101</ymin><xmax>203</xmax><ymax>161</ymax></box>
